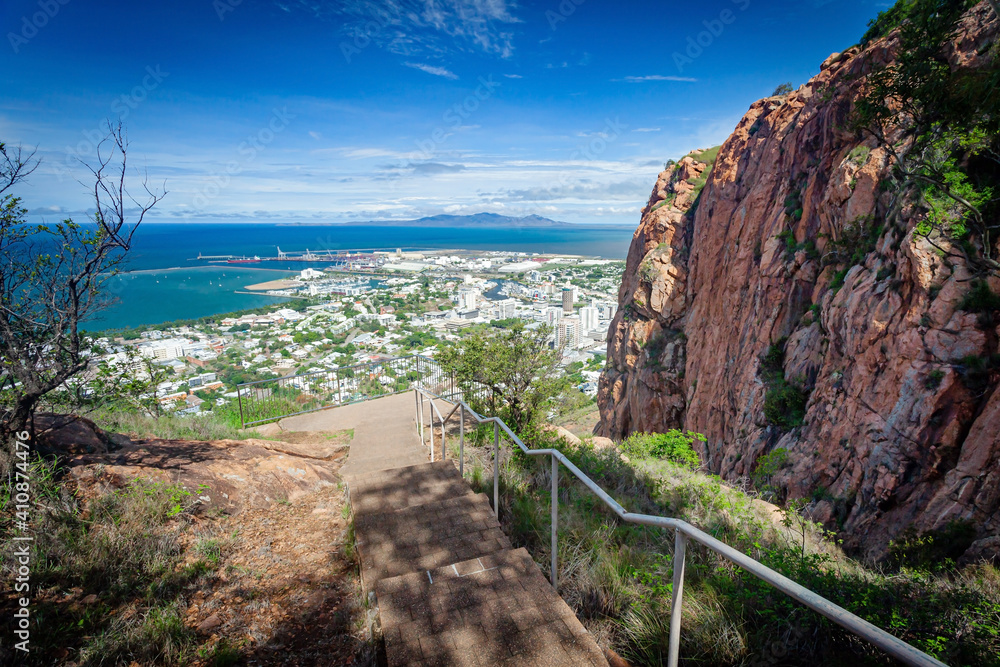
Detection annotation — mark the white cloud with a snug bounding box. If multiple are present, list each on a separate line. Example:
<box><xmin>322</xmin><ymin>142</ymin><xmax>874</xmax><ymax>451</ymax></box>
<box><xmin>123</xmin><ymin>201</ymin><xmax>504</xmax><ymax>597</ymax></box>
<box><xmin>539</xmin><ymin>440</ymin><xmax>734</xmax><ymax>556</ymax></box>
<box><xmin>503</xmin><ymin>73</ymin><xmax>523</xmax><ymax>79</ymax></box>
<box><xmin>633</xmin><ymin>127</ymin><xmax>661</xmax><ymax>132</ymax></box>
<box><xmin>285</xmin><ymin>0</ymin><xmax>521</xmax><ymax>58</ymax></box>
<box><xmin>403</xmin><ymin>62</ymin><xmax>459</xmax><ymax>79</ymax></box>
<box><xmin>621</xmin><ymin>75</ymin><xmax>698</xmax><ymax>83</ymax></box>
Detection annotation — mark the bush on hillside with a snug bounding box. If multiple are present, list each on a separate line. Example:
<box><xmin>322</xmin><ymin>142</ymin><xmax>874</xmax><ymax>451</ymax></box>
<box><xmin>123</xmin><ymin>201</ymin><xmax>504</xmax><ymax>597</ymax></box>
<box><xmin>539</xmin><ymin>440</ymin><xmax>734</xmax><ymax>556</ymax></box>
<box><xmin>620</xmin><ymin>431</ymin><xmax>703</xmax><ymax>469</ymax></box>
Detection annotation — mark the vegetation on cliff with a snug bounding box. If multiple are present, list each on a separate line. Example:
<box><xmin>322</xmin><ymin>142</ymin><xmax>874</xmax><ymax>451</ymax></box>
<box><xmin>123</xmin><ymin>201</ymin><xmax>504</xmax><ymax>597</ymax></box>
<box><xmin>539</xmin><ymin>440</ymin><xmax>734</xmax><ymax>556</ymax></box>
<box><xmin>854</xmin><ymin>0</ymin><xmax>1000</xmax><ymax>276</ymax></box>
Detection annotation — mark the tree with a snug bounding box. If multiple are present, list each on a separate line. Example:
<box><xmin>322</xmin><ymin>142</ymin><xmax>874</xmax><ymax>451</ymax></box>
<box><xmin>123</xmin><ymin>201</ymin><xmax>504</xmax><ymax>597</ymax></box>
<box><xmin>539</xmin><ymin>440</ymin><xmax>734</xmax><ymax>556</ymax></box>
<box><xmin>437</xmin><ymin>324</ymin><xmax>566</xmax><ymax>435</ymax></box>
<box><xmin>0</xmin><ymin>123</ymin><xmax>165</xmax><ymax>445</ymax></box>
<box><xmin>851</xmin><ymin>0</ymin><xmax>1000</xmax><ymax>275</ymax></box>
<box><xmin>771</xmin><ymin>82</ymin><xmax>794</xmax><ymax>96</ymax></box>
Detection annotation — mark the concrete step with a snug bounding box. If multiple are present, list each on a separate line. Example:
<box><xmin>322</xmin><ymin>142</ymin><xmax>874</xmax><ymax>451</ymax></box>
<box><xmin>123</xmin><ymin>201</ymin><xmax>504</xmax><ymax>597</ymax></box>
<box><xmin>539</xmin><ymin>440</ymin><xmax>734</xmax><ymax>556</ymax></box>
<box><xmin>346</xmin><ymin>461</ymin><xmax>474</xmax><ymax>517</ymax></box>
<box><xmin>376</xmin><ymin>548</ymin><xmax>609</xmax><ymax>667</ymax></box>
<box><xmin>355</xmin><ymin>493</ymin><xmax>510</xmax><ymax>585</ymax></box>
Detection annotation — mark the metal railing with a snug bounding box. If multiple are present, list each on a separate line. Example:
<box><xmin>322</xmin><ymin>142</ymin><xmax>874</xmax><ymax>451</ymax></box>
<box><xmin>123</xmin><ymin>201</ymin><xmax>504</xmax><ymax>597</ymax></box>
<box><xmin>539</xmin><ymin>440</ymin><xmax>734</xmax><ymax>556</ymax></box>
<box><xmin>413</xmin><ymin>386</ymin><xmax>946</xmax><ymax>667</ymax></box>
<box><xmin>236</xmin><ymin>354</ymin><xmax>453</xmax><ymax>427</ymax></box>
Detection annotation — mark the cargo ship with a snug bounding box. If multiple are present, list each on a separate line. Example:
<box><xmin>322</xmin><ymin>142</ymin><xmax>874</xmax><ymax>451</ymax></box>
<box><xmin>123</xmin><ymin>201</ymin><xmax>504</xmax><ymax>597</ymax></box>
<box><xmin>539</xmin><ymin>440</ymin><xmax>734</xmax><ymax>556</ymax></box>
<box><xmin>227</xmin><ymin>255</ymin><xmax>262</xmax><ymax>264</ymax></box>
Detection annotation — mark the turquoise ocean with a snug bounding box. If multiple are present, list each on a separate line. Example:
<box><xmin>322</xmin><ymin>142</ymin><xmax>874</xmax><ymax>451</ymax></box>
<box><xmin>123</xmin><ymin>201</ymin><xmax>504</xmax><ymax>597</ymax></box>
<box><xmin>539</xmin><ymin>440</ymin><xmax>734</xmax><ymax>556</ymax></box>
<box><xmin>86</xmin><ymin>223</ymin><xmax>635</xmax><ymax>331</ymax></box>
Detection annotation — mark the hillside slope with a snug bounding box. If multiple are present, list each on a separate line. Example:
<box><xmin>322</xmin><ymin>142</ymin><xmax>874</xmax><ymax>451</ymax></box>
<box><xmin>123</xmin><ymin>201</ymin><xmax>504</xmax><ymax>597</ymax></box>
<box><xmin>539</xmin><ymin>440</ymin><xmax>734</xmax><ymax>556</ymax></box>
<box><xmin>598</xmin><ymin>2</ymin><xmax>1000</xmax><ymax>561</ymax></box>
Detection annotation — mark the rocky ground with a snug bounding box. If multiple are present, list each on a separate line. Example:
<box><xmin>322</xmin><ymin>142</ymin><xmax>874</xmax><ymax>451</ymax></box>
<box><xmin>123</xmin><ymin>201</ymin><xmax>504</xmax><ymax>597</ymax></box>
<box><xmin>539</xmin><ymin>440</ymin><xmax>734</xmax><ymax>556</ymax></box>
<box><xmin>4</xmin><ymin>416</ymin><xmax>378</xmax><ymax>666</ymax></box>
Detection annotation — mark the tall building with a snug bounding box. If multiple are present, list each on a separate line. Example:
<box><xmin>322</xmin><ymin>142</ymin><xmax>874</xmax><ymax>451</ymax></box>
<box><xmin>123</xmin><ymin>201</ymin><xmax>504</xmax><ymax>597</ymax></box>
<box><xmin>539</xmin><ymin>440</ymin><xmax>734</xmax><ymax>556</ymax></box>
<box><xmin>557</xmin><ymin>316</ymin><xmax>582</xmax><ymax>349</ymax></box>
<box><xmin>459</xmin><ymin>291</ymin><xmax>479</xmax><ymax>311</ymax></box>
<box><xmin>495</xmin><ymin>298</ymin><xmax>518</xmax><ymax>319</ymax></box>
<box><xmin>542</xmin><ymin>306</ymin><xmax>563</xmax><ymax>326</ymax></box>
<box><xmin>562</xmin><ymin>288</ymin><xmax>574</xmax><ymax>314</ymax></box>
<box><xmin>579</xmin><ymin>306</ymin><xmax>599</xmax><ymax>333</ymax></box>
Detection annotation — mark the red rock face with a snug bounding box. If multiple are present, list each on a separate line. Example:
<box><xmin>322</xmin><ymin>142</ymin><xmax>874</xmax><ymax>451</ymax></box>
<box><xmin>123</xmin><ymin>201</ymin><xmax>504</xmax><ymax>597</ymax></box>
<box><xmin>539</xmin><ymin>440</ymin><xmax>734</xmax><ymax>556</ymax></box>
<box><xmin>597</xmin><ymin>4</ymin><xmax>1000</xmax><ymax>562</ymax></box>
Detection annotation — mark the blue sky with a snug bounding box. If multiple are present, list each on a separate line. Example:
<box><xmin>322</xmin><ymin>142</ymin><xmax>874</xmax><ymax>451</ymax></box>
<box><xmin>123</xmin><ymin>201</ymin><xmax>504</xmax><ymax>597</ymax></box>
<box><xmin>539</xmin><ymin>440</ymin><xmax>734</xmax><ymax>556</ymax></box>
<box><xmin>1</xmin><ymin>0</ymin><xmax>885</xmax><ymax>225</ymax></box>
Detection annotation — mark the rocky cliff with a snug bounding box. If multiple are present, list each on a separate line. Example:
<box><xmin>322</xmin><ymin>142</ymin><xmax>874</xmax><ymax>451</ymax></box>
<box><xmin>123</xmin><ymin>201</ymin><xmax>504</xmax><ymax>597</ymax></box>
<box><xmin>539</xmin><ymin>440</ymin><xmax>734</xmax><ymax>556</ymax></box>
<box><xmin>598</xmin><ymin>3</ymin><xmax>1000</xmax><ymax>562</ymax></box>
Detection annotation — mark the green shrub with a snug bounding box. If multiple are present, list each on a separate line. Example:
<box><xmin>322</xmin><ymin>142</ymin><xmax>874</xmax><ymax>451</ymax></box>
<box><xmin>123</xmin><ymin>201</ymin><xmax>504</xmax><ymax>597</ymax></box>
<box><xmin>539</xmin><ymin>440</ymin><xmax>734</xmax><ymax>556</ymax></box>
<box><xmin>689</xmin><ymin>146</ymin><xmax>721</xmax><ymax>164</ymax></box>
<box><xmin>0</xmin><ymin>460</ymin><xmax>205</xmax><ymax>663</ymax></box>
<box><xmin>956</xmin><ymin>354</ymin><xmax>999</xmax><ymax>394</ymax></box>
<box><xmin>760</xmin><ymin>339</ymin><xmax>810</xmax><ymax>430</ymax></box>
<box><xmin>959</xmin><ymin>280</ymin><xmax>1000</xmax><ymax>314</ymax></box>
<box><xmin>763</xmin><ymin>382</ymin><xmax>809</xmax><ymax>429</ymax></box>
<box><xmin>847</xmin><ymin>145</ymin><xmax>871</xmax><ymax>166</ymax></box>
<box><xmin>925</xmin><ymin>368</ymin><xmax>946</xmax><ymax>389</ymax></box>
<box><xmin>620</xmin><ymin>431</ymin><xmax>704</xmax><ymax>469</ymax></box>
<box><xmin>771</xmin><ymin>82</ymin><xmax>794</xmax><ymax>97</ymax></box>
<box><xmin>829</xmin><ymin>267</ymin><xmax>849</xmax><ymax>291</ymax></box>
<box><xmin>885</xmin><ymin>521</ymin><xmax>978</xmax><ymax>573</ymax></box>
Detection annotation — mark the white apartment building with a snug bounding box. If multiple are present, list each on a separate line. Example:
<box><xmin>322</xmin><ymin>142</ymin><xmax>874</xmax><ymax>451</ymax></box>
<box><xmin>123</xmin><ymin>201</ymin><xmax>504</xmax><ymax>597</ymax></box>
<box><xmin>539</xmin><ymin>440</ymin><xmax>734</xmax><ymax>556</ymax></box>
<box><xmin>557</xmin><ymin>316</ymin><xmax>582</xmax><ymax>349</ymax></box>
<box><xmin>579</xmin><ymin>306</ymin><xmax>599</xmax><ymax>333</ymax></box>
<box><xmin>542</xmin><ymin>306</ymin><xmax>563</xmax><ymax>326</ymax></box>
<box><xmin>493</xmin><ymin>298</ymin><xmax>518</xmax><ymax>319</ymax></box>
<box><xmin>138</xmin><ymin>337</ymin><xmax>190</xmax><ymax>361</ymax></box>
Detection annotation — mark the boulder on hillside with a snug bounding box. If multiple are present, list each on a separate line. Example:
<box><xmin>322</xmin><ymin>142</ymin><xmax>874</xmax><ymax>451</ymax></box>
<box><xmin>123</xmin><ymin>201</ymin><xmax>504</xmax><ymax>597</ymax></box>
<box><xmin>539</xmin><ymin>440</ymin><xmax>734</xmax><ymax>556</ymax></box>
<box><xmin>67</xmin><ymin>434</ymin><xmax>348</xmax><ymax>512</ymax></box>
<box><xmin>32</xmin><ymin>413</ymin><xmax>131</xmax><ymax>457</ymax></box>
<box><xmin>590</xmin><ymin>436</ymin><xmax>617</xmax><ymax>451</ymax></box>
<box><xmin>543</xmin><ymin>425</ymin><xmax>582</xmax><ymax>447</ymax></box>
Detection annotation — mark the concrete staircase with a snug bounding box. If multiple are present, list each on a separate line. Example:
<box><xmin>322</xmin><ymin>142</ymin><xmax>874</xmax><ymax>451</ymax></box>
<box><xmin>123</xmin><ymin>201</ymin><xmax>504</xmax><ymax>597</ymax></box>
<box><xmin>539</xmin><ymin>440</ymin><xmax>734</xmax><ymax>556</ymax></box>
<box><xmin>316</xmin><ymin>394</ymin><xmax>608</xmax><ymax>667</ymax></box>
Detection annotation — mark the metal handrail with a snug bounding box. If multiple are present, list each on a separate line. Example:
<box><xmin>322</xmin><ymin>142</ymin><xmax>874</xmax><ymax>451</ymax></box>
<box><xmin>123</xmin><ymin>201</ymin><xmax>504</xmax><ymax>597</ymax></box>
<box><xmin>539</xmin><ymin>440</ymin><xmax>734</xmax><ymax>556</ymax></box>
<box><xmin>413</xmin><ymin>387</ymin><xmax>946</xmax><ymax>667</ymax></box>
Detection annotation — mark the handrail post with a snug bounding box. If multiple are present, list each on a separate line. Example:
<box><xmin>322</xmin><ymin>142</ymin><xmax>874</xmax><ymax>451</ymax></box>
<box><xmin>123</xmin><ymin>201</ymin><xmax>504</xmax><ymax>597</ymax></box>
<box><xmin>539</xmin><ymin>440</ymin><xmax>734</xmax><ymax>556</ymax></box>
<box><xmin>429</xmin><ymin>398</ymin><xmax>435</xmax><ymax>463</ymax></box>
<box><xmin>459</xmin><ymin>404</ymin><xmax>465</xmax><ymax>478</ymax></box>
<box><xmin>440</xmin><ymin>411</ymin><xmax>446</xmax><ymax>462</ymax></box>
<box><xmin>551</xmin><ymin>453</ymin><xmax>558</xmax><ymax>590</ymax></box>
<box><xmin>237</xmin><ymin>386</ymin><xmax>245</xmax><ymax>429</ymax></box>
<box><xmin>668</xmin><ymin>529</ymin><xmax>687</xmax><ymax>667</ymax></box>
<box><xmin>419</xmin><ymin>394</ymin><xmax>425</xmax><ymax>444</ymax></box>
<box><xmin>493</xmin><ymin>421</ymin><xmax>500</xmax><ymax>519</ymax></box>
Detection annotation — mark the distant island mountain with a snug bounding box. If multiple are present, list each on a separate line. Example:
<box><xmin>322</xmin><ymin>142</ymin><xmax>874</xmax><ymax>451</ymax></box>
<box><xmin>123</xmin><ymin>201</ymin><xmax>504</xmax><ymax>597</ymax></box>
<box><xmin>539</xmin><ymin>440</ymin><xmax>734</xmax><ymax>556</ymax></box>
<box><xmin>278</xmin><ymin>213</ymin><xmax>634</xmax><ymax>228</ymax></box>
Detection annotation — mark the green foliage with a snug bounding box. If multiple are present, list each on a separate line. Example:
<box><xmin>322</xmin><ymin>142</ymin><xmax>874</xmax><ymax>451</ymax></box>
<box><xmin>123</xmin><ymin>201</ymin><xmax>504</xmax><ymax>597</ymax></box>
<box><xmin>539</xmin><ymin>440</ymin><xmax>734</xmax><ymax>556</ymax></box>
<box><xmin>685</xmin><ymin>146</ymin><xmax>721</xmax><ymax>202</ymax></box>
<box><xmin>959</xmin><ymin>280</ymin><xmax>1000</xmax><ymax>313</ymax></box>
<box><xmin>764</xmin><ymin>382</ymin><xmax>809</xmax><ymax>430</ymax></box>
<box><xmin>776</xmin><ymin>229</ymin><xmax>820</xmax><ymax>262</ymax></box>
<box><xmin>852</xmin><ymin>0</ymin><xmax>1000</xmax><ymax>276</ymax></box>
<box><xmin>638</xmin><ymin>257</ymin><xmax>659</xmax><ymax>283</ymax></box>
<box><xmin>783</xmin><ymin>185</ymin><xmax>804</xmax><ymax>222</ymax></box>
<box><xmin>620</xmin><ymin>431</ymin><xmax>704</xmax><ymax>469</ymax></box>
<box><xmin>886</xmin><ymin>520</ymin><xmax>977</xmax><ymax>572</ymax></box>
<box><xmin>847</xmin><ymin>145</ymin><xmax>871</xmax><ymax>166</ymax></box>
<box><xmin>0</xmin><ymin>460</ymin><xmax>208</xmax><ymax>662</ymax></box>
<box><xmin>751</xmin><ymin>448</ymin><xmax>789</xmax><ymax>499</ymax></box>
<box><xmin>690</xmin><ymin>146</ymin><xmax>722</xmax><ymax>164</ymax></box>
<box><xmin>955</xmin><ymin>354</ymin><xmax>999</xmax><ymax>394</ymax></box>
<box><xmin>760</xmin><ymin>340</ymin><xmax>810</xmax><ymax>430</ymax></box>
<box><xmin>771</xmin><ymin>82</ymin><xmax>794</xmax><ymax>97</ymax></box>
<box><xmin>92</xmin><ymin>403</ymin><xmax>260</xmax><ymax>441</ymax></box>
<box><xmin>650</xmin><ymin>192</ymin><xmax>676</xmax><ymax>212</ymax></box>
<box><xmin>925</xmin><ymin>368</ymin><xmax>946</xmax><ymax>389</ymax></box>
<box><xmin>438</xmin><ymin>323</ymin><xmax>566</xmax><ymax>435</ymax></box>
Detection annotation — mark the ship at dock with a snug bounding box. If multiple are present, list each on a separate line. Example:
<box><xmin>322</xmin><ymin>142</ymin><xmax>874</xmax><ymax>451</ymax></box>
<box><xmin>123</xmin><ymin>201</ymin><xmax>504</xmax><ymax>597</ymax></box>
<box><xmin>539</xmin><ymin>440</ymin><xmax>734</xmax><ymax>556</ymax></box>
<box><xmin>226</xmin><ymin>256</ymin><xmax>262</xmax><ymax>264</ymax></box>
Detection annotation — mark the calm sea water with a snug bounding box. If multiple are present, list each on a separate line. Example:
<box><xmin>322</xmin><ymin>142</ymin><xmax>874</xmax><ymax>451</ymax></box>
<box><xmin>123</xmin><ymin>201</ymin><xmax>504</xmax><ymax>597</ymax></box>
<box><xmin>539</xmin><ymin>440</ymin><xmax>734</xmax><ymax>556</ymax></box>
<box><xmin>86</xmin><ymin>223</ymin><xmax>635</xmax><ymax>331</ymax></box>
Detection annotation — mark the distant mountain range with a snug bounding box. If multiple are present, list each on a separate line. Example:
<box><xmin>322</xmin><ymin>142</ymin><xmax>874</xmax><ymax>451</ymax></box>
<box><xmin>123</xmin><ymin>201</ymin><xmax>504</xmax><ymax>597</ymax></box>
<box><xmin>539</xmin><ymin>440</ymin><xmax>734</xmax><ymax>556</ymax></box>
<box><xmin>278</xmin><ymin>213</ymin><xmax>634</xmax><ymax>228</ymax></box>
